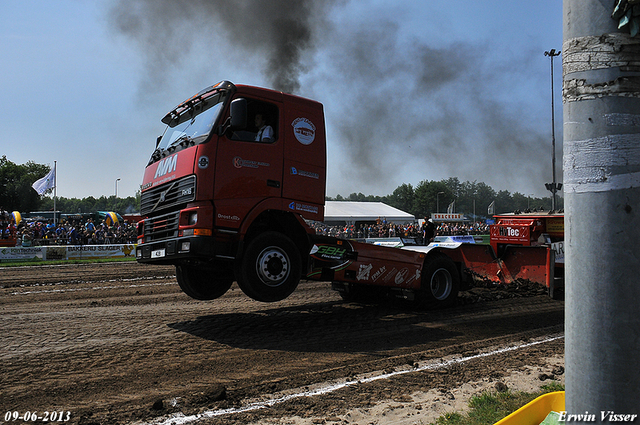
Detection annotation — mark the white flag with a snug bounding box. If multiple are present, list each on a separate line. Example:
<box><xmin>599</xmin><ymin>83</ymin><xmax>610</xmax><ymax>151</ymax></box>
<box><xmin>488</xmin><ymin>201</ymin><xmax>495</xmax><ymax>215</ymax></box>
<box><xmin>32</xmin><ymin>168</ymin><xmax>56</xmax><ymax>195</ymax></box>
<box><xmin>447</xmin><ymin>201</ymin><xmax>455</xmax><ymax>214</ymax></box>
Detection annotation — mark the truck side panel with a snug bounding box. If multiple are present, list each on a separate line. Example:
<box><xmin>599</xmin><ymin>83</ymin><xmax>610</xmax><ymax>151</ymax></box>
<box><xmin>282</xmin><ymin>97</ymin><xmax>326</xmax><ymax>216</ymax></box>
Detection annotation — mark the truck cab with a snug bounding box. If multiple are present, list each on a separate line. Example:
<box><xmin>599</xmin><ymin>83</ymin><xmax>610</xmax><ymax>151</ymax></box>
<box><xmin>136</xmin><ymin>81</ymin><xmax>326</xmax><ymax>302</ymax></box>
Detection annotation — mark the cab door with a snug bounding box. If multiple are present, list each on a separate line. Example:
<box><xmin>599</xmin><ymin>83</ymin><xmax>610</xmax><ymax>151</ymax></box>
<box><xmin>213</xmin><ymin>97</ymin><xmax>283</xmax><ymax>228</ymax></box>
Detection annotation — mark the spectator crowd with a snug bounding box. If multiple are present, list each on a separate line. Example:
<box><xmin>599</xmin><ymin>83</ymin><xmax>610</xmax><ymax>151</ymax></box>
<box><xmin>3</xmin><ymin>210</ymin><xmax>490</xmax><ymax>248</ymax></box>
<box><xmin>310</xmin><ymin>217</ymin><xmax>489</xmax><ymax>244</ymax></box>
<box><xmin>6</xmin><ymin>217</ymin><xmax>138</xmax><ymax>247</ymax></box>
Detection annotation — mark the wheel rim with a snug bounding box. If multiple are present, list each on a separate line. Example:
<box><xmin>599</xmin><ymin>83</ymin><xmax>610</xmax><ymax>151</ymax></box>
<box><xmin>255</xmin><ymin>246</ymin><xmax>290</xmax><ymax>287</ymax></box>
<box><xmin>430</xmin><ymin>267</ymin><xmax>453</xmax><ymax>300</ymax></box>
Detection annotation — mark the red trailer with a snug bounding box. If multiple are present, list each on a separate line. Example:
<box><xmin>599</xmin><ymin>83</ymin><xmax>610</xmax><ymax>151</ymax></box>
<box><xmin>308</xmin><ymin>229</ymin><xmax>559</xmax><ymax>308</ymax></box>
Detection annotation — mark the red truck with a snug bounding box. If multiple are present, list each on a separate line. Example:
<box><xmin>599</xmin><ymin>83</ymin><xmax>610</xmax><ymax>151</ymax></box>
<box><xmin>136</xmin><ymin>81</ymin><xmax>559</xmax><ymax>306</ymax></box>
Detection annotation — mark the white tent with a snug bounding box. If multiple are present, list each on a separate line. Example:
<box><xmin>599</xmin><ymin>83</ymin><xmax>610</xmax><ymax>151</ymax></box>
<box><xmin>323</xmin><ymin>201</ymin><xmax>414</xmax><ymax>225</ymax></box>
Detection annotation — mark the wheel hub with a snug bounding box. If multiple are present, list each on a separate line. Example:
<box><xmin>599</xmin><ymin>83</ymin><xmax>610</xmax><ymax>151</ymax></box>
<box><xmin>430</xmin><ymin>267</ymin><xmax>452</xmax><ymax>300</ymax></box>
<box><xmin>256</xmin><ymin>247</ymin><xmax>290</xmax><ymax>287</ymax></box>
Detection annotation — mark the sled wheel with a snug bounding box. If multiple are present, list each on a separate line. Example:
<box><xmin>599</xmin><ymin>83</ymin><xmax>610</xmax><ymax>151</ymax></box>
<box><xmin>418</xmin><ymin>254</ymin><xmax>460</xmax><ymax>308</ymax></box>
<box><xmin>237</xmin><ymin>232</ymin><xmax>301</xmax><ymax>302</ymax></box>
<box><xmin>176</xmin><ymin>265</ymin><xmax>234</xmax><ymax>300</ymax></box>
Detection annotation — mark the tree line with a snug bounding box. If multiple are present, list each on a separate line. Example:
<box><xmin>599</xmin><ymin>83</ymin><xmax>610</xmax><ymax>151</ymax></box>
<box><xmin>37</xmin><ymin>195</ymin><xmax>141</xmax><ymax>216</ymax></box>
<box><xmin>2</xmin><ymin>157</ymin><xmax>561</xmax><ymax>220</ymax></box>
<box><xmin>328</xmin><ymin>177</ymin><xmax>563</xmax><ymax>220</ymax></box>
<box><xmin>0</xmin><ymin>156</ymin><xmax>140</xmax><ymax>215</ymax></box>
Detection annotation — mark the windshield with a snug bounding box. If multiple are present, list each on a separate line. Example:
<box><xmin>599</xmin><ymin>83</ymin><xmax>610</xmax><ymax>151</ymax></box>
<box><xmin>151</xmin><ymin>93</ymin><xmax>226</xmax><ymax>163</ymax></box>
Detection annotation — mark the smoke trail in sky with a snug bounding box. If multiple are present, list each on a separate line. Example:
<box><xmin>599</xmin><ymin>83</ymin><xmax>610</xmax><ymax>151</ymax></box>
<box><xmin>311</xmin><ymin>20</ymin><xmax>551</xmax><ymax>194</ymax></box>
<box><xmin>109</xmin><ymin>1</ymin><xmax>556</xmax><ymax>197</ymax></box>
<box><xmin>109</xmin><ymin>0</ymin><xmax>337</xmax><ymax>93</ymax></box>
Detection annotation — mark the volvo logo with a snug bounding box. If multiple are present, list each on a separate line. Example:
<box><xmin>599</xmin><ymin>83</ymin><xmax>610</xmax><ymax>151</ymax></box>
<box><xmin>151</xmin><ymin>180</ymin><xmax>178</xmax><ymax>213</ymax></box>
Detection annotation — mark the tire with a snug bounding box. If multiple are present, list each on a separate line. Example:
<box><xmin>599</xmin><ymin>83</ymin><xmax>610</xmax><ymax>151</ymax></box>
<box><xmin>417</xmin><ymin>254</ymin><xmax>460</xmax><ymax>308</ymax></box>
<box><xmin>237</xmin><ymin>231</ymin><xmax>302</xmax><ymax>302</ymax></box>
<box><xmin>176</xmin><ymin>265</ymin><xmax>234</xmax><ymax>301</ymax></box>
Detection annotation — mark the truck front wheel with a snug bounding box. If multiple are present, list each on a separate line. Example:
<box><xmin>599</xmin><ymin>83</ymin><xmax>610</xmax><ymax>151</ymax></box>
<box><xmin>176</xmin><ymin>265</ymin><xmax>234</xmax><ymax>301</ymax></box>
<box><xmin>237</xmin><ymin>231</ymin><xmax>302</xmax><ymax>302</ymax></box>
<box><xmin>417</xmin><ymin>254</ymin><xmax>460</xmax><ymax>308</ymax></box>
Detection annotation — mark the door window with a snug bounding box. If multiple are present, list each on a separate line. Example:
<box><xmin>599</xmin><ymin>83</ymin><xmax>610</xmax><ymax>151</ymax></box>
<box><xmin>229</xmin><ymin>99</ymin><xmax>279</xmax><ymax>143</ymax></box>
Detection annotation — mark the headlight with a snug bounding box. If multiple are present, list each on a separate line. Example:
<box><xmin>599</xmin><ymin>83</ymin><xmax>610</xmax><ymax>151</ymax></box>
<box><xmin>188</xmin><ymin>212</ymin><xmax>198</xmax><ymax>225</ymax></box>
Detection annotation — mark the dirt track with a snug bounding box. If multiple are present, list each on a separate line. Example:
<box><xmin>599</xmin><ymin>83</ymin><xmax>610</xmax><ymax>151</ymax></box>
<box><xmin>1</xmin><ymin>262</ymin><xmax>564</xmax><ymax>425</ymax></box>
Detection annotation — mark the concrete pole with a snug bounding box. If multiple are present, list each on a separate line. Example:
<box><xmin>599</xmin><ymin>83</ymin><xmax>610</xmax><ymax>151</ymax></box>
<box><xmin>564</xmin><ymin>0</ymin><xmax>640</xmax><ymax>419</ymax></box>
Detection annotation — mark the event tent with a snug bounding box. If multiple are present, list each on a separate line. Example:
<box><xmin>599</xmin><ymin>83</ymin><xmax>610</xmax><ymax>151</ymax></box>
<box><xmin>323</xmin><ymin>201</ymin><xmax>415</xmax><ymax>225</ymax></box>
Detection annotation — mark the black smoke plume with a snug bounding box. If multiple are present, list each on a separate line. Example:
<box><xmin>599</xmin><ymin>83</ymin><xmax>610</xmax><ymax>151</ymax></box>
<box><xmin>109</xmin><ymin>0</ymin><xmax>336</xmax><ymax>93</ymax></box>
<box><xmin>109</xmin><ymin>1</ymin><xmax>557</xmax><ymax>197</ymax></box>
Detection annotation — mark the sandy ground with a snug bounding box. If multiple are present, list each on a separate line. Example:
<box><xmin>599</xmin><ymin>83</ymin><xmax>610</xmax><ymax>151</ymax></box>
<box><xmin>247</xmin><ymin>353</ymin><xmax>565</xmax><ymax>425</ymax></box>
<box><xmin>1</xmin><ymin>262</ymin><xmax>564</xmax><ymax>425</ymax></box>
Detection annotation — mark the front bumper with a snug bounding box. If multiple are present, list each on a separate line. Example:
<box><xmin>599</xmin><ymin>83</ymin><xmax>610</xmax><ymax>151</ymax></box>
<box><xmin>136</xmin><ymin>236</ymin><xmax>217</xmax><ymax>265</ymax></box>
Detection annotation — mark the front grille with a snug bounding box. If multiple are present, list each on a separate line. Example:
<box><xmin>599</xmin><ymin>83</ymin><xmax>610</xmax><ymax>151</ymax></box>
<box><xmin>144</xmin><ymin>211</ymin><xmax>180</xmax><ymax>242</ymax></box>
<box><xmin>141</xmin><ymin>175</ymin><xmax>196</xmax><ymax>215</ymax></box>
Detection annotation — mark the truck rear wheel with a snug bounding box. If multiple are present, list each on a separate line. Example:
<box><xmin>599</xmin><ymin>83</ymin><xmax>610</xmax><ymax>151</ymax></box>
<box><xmin>237</xmin><ymin>231</ymin><xmax>301</xmax><ymax>302</ymax></box>
<box><xmin>417</xmin><ymin>254</ymin><xmax>460</xmax><ymax>308</ymax></box>
<box><xmin>176</xmin><ymin>265</ymin><xmax>234</xmax><ymax>301</ymax></box>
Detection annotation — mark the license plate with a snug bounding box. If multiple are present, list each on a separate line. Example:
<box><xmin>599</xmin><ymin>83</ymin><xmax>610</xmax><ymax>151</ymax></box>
<box><xmin>151</xmin><ymin>249</ymin><xmax>166</xmax><ymax>258</ymax></box>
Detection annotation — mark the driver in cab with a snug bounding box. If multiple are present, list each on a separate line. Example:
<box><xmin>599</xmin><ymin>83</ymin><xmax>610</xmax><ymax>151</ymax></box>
<box><xmin>254</xmin><ymin>113</ymin><xmax>274</xmax><ymax>143</ymax></box>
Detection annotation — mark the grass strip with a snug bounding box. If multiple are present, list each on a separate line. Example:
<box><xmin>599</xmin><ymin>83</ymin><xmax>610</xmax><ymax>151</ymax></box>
<box><xmin>431</xmin><ymin>382</ymin><xmax>565</xmax><ymax>425</ymax></box>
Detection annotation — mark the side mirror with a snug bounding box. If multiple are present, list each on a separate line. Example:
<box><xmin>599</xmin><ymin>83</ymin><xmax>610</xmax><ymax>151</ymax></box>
<box><xmin>230</xmin><ymin>98</ymin><xmax>247</xmax><ymax>129</ymax></box>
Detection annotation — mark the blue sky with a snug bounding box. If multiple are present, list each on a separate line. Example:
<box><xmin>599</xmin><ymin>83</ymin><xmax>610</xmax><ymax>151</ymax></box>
<box><xmin>1</xmin><ymin>0</ymin><xmax>563</xmax><ymax>201</ymax></box>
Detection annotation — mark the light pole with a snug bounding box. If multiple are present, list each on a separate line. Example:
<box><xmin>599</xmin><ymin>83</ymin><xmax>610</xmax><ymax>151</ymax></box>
<box><xmin>436</xmin><ymin>191</ymin><xmax>444</xmax><ymax>213</ymax></box>
<box><xmin>544</xmin><ymin>48</ymin><xmax>562</xmax><ymax>211</ymax></box>
<box><xmin>114</xmin><ymin>178</ymin><xmax>120</xmax><ymax>210</ymax></box>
